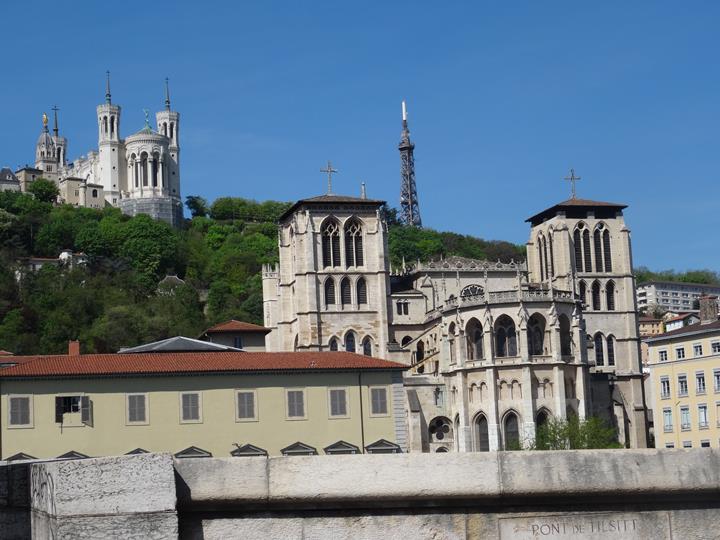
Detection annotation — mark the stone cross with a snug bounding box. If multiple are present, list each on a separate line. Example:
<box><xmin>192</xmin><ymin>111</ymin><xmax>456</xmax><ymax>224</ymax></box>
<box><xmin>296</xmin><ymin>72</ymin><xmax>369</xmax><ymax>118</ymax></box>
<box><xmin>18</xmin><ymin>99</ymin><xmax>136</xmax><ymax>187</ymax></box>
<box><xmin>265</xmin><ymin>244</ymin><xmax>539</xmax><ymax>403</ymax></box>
<box><xmin>564</xmin><ymin>168</ymin><xmax>581</xmax><ymax>199</ymax></box>
<box><xmin>321</xmin><ymin>161</ymin><xmax>338</xmax><ymax>194</ymax></box>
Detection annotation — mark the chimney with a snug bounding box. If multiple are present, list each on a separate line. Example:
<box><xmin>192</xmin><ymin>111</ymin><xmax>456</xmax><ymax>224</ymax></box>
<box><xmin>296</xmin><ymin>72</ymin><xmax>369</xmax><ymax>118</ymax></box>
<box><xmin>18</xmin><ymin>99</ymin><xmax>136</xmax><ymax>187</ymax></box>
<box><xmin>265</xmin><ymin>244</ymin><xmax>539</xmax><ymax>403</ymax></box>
<box><xmin>699</xmin><ymin>295</ymin><xmax>718</xmax><ymax>324</ymax></box>
<box><xmin>68</xmin><ymin>340</ymin><xmax>80</xmax><ymax>356</ymax></box>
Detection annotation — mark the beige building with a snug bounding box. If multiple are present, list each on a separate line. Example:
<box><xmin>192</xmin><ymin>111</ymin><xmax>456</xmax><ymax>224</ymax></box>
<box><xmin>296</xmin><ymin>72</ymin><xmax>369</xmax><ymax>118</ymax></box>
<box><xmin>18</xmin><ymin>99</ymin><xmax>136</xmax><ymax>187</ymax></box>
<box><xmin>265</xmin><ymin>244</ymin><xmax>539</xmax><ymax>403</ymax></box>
<box><xmin>199</xmin><ymin>320</ymin><xmax>270</xmax><ymax>352</ymax></box>
<box><xmin>646</xmin><ymin>297</ymin><xmax>720</xmax><ymax>449</ymax></box>
<box><xmin>58</xmin><ymin>177</ymin><xmax>105</xmax><ymax>209</ymax></box>
<box><xmin>0</xmin><ymin>349</ymin><xmax>406</xmax><ymax>460</ymax></box>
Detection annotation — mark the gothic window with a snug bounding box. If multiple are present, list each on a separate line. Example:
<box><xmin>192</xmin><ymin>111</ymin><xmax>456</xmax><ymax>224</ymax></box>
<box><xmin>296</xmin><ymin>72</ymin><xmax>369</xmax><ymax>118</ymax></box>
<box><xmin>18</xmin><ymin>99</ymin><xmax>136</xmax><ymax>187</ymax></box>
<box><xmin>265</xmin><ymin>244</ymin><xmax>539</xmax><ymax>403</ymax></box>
<box><xmin>591</xmin><ymin>281</ymin><xmax>601</xmax><ymax>310</ymax></box>
<box><xmin>527</xmin><ymin>314</ymin><xmax>546</xmax><ymax>356</ymax></box>
<box><xmin>448</xmin><ymin>323</ymin><xmax>456</xmax><ymax>364</ymax></box>
<box><xmin>416</xmin><ymin>340</ymin><xmax>425</xmax><ymax>362</ymax></box>
<box><xmin>465</xmin><ymin>318</ymin><xmax>483</xmax><ymax>360</ymax></box>
<box><xmin>362</xmin><ymin>336</ymin><xmax>373</xmax><ymax>356</ymax></box>
<box><xmin>504</xmin><ymin>412</ymin><xmax>520</xmax><ymax>450</ymax></box>
<box><xmin>606</xmin><ymin>281</ymin><xmax>616</xmax><ymax>311</ymax></box>
<box><xmin>582</xmin><ymin>229</ymin><xmax>592</xmax><ymax>272</ymax></box>
<box><xmin>475</xmin><ymin>414</ymin><xmax>490</xmax><ymax>452</ymax></box>
<box><xmin>594</xmin><ymin>229</ymin><xmax>603</xmax><ymax>272</ymax></box>
<box><xmin>537</xmin><ymin>235</ymin><xmax>545</xmax><ymax>281</ymax></box>
<box><xmin>542</xmin><ymin>237</ymin><xmax>550</xmax><ymax>281</ymax></box>
<box><xmin>548</xmin><ymin>231</ymin><xmax>555</xmax><ymax>277</ymax></box>
<box><xmin>460</xmin><ymin>284</ymin><xmax>484</xmax><ymax>299</ymax></box>
<box><xmin>321</xmin><ymin>220</ymin><xmax>341</xmax><ymax>268</ymax></box>
<box><xmin>429</xmin><ymin>417</ymin><xmax>452</xmax><ymax>443</ymax></box>
<box><xmin>573</xmin><ymin>228</ymin><xmax>583</xmax><ymax>271</ymax></box>
<box><xmin>324</xmin><ymin>278</ymin><xmax>336</xmax><ymax>305</ymax></box>
<box><xmin>340</xmin><ymin>278</ymin><xmax>352</xmax><ymax>306</ymax></box>
<box><xmin>559</xmin><ymin>314</ymin><xmax>572</xmax><ymax>356</ymax></box>
<box><xmin>401</xmin><ymin>336</ymin><xmax>412</xmax><ymax>347</ymax></box>
<box><xmin>356</xmin><ymin>278</ymin><xmax>367</xmax><ymax>306</ymax></box>
<box><xmin>606</xmin><ymin>335</ymin><xmax>616</xmax><ymax>366</ymax></box>
<box><xmin>329</xmin><ymin>338</ymin><xmax>338</xmax><ymax>351</ymax></box>
<box><xmin>345</xmin><ymin>332</ymin><xmax>356</xmax><ymax>353</ymax></box>
<box><xmin>536</xmin><ymin>410</ymin><xmax>550</xmax><ymax>431</ymax></box>
<box><xmin>603</xmin><ymin>230</ymin><xmax>613</xmax><ymax>272</ymax></box>
<box><xmin>344</xmin><ymin>220</ymin><xmax>364</xmax><ymax>267</ymax></box>
<box><xmin>594</xmin><ymin>333</ymin><xmax>605</xmax><ymax>366</ymax></box>
<box><xmin>110</xmin><ymin>116</ymin><xmax>115</xmax><ymax>137</ymax></box>
<box><xmin>579</xmin><ymin>280</ymin><xmax>587</xmax><ymax>306</ymax></box>
<box><xmin>495</xmin><ymin>316</ymin><xmax>517</xmax><ymax>357</ymax></box>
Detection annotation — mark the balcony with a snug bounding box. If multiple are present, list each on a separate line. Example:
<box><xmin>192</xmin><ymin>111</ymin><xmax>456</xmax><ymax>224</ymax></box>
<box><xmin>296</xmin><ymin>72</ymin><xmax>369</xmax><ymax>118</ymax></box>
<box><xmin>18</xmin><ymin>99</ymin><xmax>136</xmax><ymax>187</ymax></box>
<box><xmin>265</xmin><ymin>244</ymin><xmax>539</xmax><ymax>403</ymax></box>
<box><xmin>663</xmin><ymin>426</ymin><xmax>673</xmax><ymax>433</ymax></box>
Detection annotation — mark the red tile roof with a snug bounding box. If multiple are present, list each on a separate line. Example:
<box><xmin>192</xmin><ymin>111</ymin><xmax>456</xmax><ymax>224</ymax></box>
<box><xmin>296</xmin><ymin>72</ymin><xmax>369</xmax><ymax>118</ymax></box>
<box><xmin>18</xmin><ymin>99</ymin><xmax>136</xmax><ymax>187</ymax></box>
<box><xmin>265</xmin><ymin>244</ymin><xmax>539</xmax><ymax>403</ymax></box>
<box><xmin>201</xmin><ymin>320</ymin><xmax>271</xmax><ymax>335</ymax></box>
<box><xmin>0</xmin><ymin>351</ymin><xmax>406</xmax><ymax>378</ymax></box>
<box><xmin>0</xmin><ymin>350</ymin><xmax>13</xmax><ymax>356</ymax></box>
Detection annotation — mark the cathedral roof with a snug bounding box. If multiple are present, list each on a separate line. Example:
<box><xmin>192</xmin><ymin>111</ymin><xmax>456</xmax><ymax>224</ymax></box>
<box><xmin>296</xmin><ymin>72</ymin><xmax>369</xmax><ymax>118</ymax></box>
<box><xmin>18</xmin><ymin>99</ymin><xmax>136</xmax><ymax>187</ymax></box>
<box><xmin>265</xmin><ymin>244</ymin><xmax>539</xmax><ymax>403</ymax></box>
<box><xmin>278</xmin><ymin>193</ymin><xmax>385</xmax><ymax>222</ymax></box>
<box><xmin>525</xmin><ymin>198</ymin><xmax>627</xmax><ymax>225</ymax></box>
<box><xmin>36</xmin><ymin>130</ymin><xmax>55</xmax><ymax>148</ymax></box>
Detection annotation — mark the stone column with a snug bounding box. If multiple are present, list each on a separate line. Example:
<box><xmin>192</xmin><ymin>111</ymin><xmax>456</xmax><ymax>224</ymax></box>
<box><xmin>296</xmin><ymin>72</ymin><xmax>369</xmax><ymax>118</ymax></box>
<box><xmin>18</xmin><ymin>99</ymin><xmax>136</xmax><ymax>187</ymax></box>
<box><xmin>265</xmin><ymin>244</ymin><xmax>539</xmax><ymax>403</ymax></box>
<box><xmin>553</xmin><ymin>365</ymin><xmax>567</xmax><ymax>421</ymax></box>
<box><xmin>575</xmin><ymin>364</ymin><xmax>588</xmax><ymax>420</ymax></box>
<box><xmin>456</xmin><ymin>371</ymin><xmax>472</xmax><ymax>452</ymax></box>
<box><xmin>484</xmin><ymin>327</ymin><xmax>495</xmax><ymax>364</ymax></box>
<box><xmin>521</xmin><ymin>366</ymin><xmax>535</xmax><ymax>446</ymax></box>
<box><xmin>457</xmin><ymin>330</ymin><xmax>467</xmax><ymax>367</ymax></box>
<box><xmin>486</xmin><ymin>366</ymin><xmax>500</xmax><ymax>451</ymax></box>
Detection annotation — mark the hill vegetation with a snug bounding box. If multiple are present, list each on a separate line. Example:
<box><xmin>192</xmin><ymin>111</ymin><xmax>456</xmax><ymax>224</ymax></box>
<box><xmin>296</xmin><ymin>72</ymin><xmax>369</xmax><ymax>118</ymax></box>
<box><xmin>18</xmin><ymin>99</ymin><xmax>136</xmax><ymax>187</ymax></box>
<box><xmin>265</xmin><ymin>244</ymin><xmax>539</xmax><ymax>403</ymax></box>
<box><xmin>0</xmin><ymin>182</ymin><xmax>524</xmax><ymax>355</ymax></box>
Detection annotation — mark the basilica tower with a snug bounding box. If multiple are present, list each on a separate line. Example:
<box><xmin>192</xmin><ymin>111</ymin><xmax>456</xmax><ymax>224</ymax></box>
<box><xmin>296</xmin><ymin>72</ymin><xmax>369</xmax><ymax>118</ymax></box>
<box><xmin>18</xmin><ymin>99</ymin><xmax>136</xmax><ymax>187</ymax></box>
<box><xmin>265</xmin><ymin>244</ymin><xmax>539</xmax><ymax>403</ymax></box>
<box><xmin>155</xmin><ymin>78</ymin><xmax>180</xmax><ymax>201</ymax></box>
<box><xmin>96</xmin><ymin>72</ymin><xmax>124</xmax><ymax>204</ymax></box>
<box><xmin>526</xmin><ymin>186</ymin><xmax>648</xmax><ymax>449</ymax></box>
<box><xmin>35</xmin><ymin>113</ymin><xmax>58</xmax><ymax>179</ymax></box>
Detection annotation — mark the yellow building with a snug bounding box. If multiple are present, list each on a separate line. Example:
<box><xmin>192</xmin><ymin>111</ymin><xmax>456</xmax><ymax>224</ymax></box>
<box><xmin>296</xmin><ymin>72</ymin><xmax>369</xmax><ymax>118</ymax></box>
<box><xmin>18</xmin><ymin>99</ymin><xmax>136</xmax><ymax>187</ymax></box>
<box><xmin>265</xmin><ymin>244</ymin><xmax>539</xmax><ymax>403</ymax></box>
<box><xmin>646</xmin><ymin>317</ymin><xmax>720</xmax><ymax>449</ymax></box>
<box><xmin>0</xmin><ymin>350</ymin><xmax>406</xmax><ymax>460</ymax></box>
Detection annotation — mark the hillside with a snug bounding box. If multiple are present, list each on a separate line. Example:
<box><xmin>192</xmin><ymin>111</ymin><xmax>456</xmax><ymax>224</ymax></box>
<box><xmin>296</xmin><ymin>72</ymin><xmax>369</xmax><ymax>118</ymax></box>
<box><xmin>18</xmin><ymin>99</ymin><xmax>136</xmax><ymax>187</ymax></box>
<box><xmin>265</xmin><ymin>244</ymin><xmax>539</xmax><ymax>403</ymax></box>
<box><xmin>0</xmin><ymin>187</ymin><xmax>523</xmax><ymax>355</ymax></box>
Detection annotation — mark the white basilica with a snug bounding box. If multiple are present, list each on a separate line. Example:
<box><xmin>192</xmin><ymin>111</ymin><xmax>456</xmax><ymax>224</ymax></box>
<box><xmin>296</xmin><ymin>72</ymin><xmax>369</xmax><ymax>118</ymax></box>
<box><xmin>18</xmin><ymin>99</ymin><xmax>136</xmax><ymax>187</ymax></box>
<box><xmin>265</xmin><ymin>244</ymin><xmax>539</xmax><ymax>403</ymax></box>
<box><xmin>262</xmin><ymin>190</ymin><xmax>647</xmax><ymax>453</ymax></box>
<box><xmin>17</xmin><ymin>74</ymin><xmax>183</xmax><ymax>226</ymax></box>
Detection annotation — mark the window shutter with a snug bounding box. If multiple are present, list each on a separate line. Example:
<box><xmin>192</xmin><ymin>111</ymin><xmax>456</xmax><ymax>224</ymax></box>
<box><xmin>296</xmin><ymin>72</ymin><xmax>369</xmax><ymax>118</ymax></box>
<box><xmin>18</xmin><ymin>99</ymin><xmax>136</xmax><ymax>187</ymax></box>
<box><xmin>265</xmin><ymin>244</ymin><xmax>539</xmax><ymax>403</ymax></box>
<box><xmin>55</xmin><ymin>397</ymin><xmax>63</xmax><ymax>423</ymax></box>
<box><xmin>81</xmin><ymin>396</ymin><xmax>93</xmax><ymax>427</ymax></box>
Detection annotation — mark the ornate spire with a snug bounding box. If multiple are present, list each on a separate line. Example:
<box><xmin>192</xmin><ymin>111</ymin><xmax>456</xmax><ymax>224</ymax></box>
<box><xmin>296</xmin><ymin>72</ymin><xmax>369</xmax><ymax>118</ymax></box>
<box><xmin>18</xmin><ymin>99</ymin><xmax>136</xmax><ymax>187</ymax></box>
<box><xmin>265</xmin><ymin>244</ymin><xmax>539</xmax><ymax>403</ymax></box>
<box><xmin>41</xmin><ymin>112</ymin><xmax>49</xmax><ymax>132</ymax></box>
<box><xmin>51</xmin><ymin>105</ymin><xmax>60</xmax><ymax>136</ymax></box>
<box><xmin>164</xmin><ymin>77</ymin><xmax>171</xmax><ymax>111</ymax></box>
<box><xmin>105</xmin><ymin>71</ymin><xmax>112</xmax><ymax>104</ymax></box>
<box><xmin>399</xmin><ymin>100</ymin><xmax>422</xmax><ymax>227</ymax></box>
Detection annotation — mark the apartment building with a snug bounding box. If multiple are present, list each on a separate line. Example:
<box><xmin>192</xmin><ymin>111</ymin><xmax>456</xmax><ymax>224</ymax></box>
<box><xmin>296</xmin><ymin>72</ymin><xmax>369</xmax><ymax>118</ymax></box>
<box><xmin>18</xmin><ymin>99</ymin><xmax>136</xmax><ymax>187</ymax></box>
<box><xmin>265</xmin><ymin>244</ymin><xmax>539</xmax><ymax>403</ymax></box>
<box><xmin>646</xmin><ymin>297</ymin><xmax>720</xmax><ymax>449</ymax></box>
<box><xmin>0</xmin><ymin>348</ymin><xmax>407</xmax><ymax>460</ymax></box>
<box><xmin>637</xmin><ymin>281</ymin><xmax>720</xmax><ymax>313</ymax></box>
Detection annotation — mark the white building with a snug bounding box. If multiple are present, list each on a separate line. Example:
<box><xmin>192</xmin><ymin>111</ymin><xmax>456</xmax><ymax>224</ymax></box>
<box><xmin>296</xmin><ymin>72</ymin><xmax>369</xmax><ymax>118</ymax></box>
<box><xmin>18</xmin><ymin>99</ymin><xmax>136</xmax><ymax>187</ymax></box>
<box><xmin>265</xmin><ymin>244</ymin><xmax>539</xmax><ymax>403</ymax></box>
<box><xmin>637</xmin><ymin>281</ymin><xmax>720</xmax><ymax>314</ymax></box>
<box><xmin>19</xmin><ymin>75</ymin><xmax>182</xmax><ymax>226</ymax></box>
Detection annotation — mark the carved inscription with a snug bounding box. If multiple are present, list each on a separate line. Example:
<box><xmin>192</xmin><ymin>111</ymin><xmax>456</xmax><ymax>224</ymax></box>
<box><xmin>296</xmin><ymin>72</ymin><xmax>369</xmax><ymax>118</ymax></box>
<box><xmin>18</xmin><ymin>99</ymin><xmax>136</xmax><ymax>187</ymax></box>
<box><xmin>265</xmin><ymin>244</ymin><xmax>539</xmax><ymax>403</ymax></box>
<box><xmin>499</xmin><ymin>512</ymin><xmax>670</xmax><ymax>540</ymax></box>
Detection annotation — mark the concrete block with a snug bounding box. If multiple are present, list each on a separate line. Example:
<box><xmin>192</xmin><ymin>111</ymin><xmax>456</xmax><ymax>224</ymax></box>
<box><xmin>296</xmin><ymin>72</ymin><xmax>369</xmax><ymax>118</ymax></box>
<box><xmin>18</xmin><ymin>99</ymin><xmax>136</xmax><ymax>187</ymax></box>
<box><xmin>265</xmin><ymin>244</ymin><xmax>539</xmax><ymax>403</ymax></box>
<box><xmin>268</xmin><ymin>453</ymin><xmax>500</xmax><ymax>503</ymax></box>
<box><xmin>499</xmin><ymin>449</ymin><xmax>720</xmax><ymax>497</ymax></box>
<box><xmin>174</xmin><ymin>457</ymin><xmax>268</xmax><ymax>506</ymax></box>
<box><xmin>33</xmin><ymin>512</ymin><xmax>178</xmax><ymax>540</ymax></box>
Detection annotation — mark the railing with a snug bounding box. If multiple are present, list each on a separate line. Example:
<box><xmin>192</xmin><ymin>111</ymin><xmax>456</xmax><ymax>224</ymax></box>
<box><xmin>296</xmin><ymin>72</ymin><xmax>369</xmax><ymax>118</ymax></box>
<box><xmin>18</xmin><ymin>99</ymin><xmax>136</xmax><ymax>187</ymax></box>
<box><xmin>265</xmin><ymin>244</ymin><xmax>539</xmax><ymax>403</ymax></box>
<box><xmin>445</xmin><ymin>288</ymin><xmax>576</xmax><ymax>310</ymax></box>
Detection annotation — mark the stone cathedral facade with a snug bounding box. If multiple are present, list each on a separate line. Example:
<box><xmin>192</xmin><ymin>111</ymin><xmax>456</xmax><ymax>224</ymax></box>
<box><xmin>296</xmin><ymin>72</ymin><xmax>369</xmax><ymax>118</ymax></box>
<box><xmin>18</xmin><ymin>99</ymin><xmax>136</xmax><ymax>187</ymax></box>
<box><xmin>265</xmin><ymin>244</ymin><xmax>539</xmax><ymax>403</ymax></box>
<box><xmin>262</xmin><ymin>193</ymin><xmax>648</xmax><ymax>452</ymax></box>
<box><xmin>18</xmin><ymin>76</ymin><xmax>183</xmax><ymax>226</ymax></box>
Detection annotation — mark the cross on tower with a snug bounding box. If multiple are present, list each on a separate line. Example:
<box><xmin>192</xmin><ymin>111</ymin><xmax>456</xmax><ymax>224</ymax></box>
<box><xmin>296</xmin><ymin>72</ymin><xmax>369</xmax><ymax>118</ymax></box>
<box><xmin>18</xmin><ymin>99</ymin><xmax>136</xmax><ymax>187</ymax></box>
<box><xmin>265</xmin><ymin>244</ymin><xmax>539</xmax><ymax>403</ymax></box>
<box><xmin>51</xmin><ymin>105</ymin><xmax>60</xmax><ymax>136</ymax></box>
<box><xmin>564</xmin><ymin>168</ymin><xmax>581</xmax><ymax>199</ymax></box>
<box><xmin>320</xmin><ymin>160</ymin><xmax>338</xmax><ymax>194</ymax></box>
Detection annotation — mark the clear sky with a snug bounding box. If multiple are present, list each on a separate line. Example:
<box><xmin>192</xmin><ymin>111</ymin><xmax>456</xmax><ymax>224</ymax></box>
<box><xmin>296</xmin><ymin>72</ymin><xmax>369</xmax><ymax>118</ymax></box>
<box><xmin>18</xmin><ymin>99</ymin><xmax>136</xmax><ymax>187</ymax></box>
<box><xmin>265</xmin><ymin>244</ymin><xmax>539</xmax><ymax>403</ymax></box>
<box><xmin>2</xmin><ymin>2</ymin><xmax>718</xmax><ymax>271</ymax></box>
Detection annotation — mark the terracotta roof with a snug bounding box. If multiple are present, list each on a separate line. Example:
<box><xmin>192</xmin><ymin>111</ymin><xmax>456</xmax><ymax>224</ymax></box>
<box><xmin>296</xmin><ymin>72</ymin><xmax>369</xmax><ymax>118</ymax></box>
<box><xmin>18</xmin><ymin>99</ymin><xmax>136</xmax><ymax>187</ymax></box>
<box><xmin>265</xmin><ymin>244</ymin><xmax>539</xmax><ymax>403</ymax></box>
<box><xmin>279</xmin><ymin>193</ymin><xmax>385</xmax><ymax>222</ymax></box>
<box><xmin>0</xmin><ymin>351</ymin><xmax>407</xmax><ymax>378</ymax></box>
<box><xmin>526</xmin><ymin>198</ymin><xmax>627</xmax><ymax>224</ymax></box>
<box><xmin>201</xmin><ymin>320</ymin><xmax>271</xmax><ymax>335</ymax></box>
<box><xmin>646</xmin><ymin>319</ymin><xmax>720</xmax><ymax>342</ymax></box>
<box><xmin>0</xmin><ymin>350</ymin><xmax>13</xmax><ymax>356</ymax></box>
<box><xmin>665</xmin><ymin>314</ymin><xmax>698</xmax><ymax>323</ymax></box>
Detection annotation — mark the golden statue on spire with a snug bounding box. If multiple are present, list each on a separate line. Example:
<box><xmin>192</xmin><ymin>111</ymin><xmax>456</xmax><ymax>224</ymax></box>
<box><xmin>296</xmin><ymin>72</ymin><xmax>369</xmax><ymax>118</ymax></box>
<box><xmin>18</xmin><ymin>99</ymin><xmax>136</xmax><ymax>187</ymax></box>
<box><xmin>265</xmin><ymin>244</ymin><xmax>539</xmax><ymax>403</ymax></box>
<box><xmin>42</xmin><ymin>112</ymin><xmax>48</xmax><ymax>128</ymax></box>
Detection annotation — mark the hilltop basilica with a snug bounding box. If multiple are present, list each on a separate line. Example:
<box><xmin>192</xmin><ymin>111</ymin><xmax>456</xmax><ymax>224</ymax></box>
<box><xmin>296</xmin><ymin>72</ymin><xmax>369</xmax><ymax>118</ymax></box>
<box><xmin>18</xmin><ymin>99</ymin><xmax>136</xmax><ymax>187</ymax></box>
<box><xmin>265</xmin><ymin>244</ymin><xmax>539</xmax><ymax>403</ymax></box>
<box><xmin>262</xmin><ymin>106</ymin><xmax>648</xmax><ymax>452</ymax></box>
<box><xmin>15</xmin><ymin>74</ymin><xmax>183</xmax><ymax>226</ymax></box>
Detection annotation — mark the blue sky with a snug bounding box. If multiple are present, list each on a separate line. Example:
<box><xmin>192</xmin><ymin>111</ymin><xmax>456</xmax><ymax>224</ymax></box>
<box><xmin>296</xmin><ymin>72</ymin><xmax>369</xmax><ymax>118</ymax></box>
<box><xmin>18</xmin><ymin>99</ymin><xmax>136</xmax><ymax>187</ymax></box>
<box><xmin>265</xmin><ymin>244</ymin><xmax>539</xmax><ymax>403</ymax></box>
<box><xmin>2</xmin><ymin>2</ymin><xmax>718</xmax><ymax>271</ymax></box>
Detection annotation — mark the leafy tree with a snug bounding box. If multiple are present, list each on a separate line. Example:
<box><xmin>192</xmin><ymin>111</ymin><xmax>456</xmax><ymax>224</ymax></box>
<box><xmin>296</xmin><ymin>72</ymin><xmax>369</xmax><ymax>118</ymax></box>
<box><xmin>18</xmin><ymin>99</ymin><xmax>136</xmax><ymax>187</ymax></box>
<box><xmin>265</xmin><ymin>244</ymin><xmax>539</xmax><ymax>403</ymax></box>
<box><xmin>185</xmin><ymin>195</ymin><xmax>209</xmax><ymax>218</ymax></box>
<box><xmin>532</xmin><ymin>415</ymin><xmax>621</xmax><ymax>450</ymax></box>
<box><xmin>27</xmin><ymin>178</ymin><xmax>60</xmax><ymax>204</ymax></box>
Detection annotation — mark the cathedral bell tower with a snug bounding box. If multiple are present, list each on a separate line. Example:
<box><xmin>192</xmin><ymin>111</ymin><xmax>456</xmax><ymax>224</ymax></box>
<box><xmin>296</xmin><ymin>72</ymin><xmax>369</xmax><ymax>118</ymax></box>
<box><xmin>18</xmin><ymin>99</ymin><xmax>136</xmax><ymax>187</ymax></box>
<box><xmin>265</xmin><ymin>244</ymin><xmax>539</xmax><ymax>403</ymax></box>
<box><xmin>35</xmin><ymin>112</ymin><xmax>58</xmax><ymax>179</ymax></box>
<box><xmin>155</xmin><ymin>78</ymin><xmax>181</xmax><ymax>201</ymax></box>
<box><xmin>96</xmin><ymin>71</ymin><xmax>123</xmax><ymax>204</ymax></box>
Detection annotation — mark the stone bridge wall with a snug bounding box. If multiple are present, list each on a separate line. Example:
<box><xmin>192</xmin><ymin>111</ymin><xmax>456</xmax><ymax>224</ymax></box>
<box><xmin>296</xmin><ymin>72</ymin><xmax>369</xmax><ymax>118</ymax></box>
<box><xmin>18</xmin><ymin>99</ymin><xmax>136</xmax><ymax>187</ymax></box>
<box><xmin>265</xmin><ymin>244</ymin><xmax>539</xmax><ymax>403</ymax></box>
<box><xmin>1</xmin><ymin>449</ymin><xmax>719</xmax><ymax>539</ymax></box>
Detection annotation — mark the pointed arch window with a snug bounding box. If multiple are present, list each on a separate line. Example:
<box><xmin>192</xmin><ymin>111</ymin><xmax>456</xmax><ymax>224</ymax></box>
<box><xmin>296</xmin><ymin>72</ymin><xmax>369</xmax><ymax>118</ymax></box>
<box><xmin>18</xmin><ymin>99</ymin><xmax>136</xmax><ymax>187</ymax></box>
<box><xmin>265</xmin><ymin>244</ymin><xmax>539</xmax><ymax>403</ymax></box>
<box><xmin>504</xmin><ymin>412</ymin><xmax>520</xmax><ymax>450</ymax></box>
<box><xmin>356</xmin><ymin>278</ymin><xmax>367</xmax><ymax>306</ymax></box>
<box><xmin>495</xmin><ymin>316</ymin><xmax>517</xmax><ymax>357</ymax></box>
<box><xmin>329</xmin><ymin>338</ymin><xmax>338</xmax><ymax>351</ymax></box>
<box><xmin>321</xmin><ymin>221</ymin><xmax>341</xmax><ymax>268</ymax></box>
<box><xmin>603</xmin><ymin>230</ymin><xmax>613</xmax><ymax>272</ymax></box>
<box><xmin>475</xmin><ymin>414</ymin><xmax>490</xmax><ymax>452</ymax></box>
<box><xmin>559</xmin><ymin>315</ymin><xmax>572</xmax><ymax>356</ymax></box>
<box><xmin>579</xmin><ymin>280</ymin><xmax>587</xmax><ymax>306</ymax></box>
<box><xmin>548</xmin><ymin>231</ymin><xmax>555</xmax><ymax>277</ymax></box>
<box><xmin>527</xmin><ymin>314</ymin><xmax>545</xmax><ymax>356</ymax></box>
<box><xmin>582</xmin><ymin>229</ymin><xmax>592</xmax><ymax>272</ymax></box>
<box><xmin>573</xmin><ymin>229</ymin><xmax>583</xmax><ymax>271</ymax></box>
<box><xmin>606</xmin><ymin>281</ymin><xmax>615</xmax><ymax>311</ymax></box>
<box><xmin>594</xmin><ymin>333</ymin><xmax>605</xmax><ymax>366</ymax></box>
<box><xmin>362</xmin><ymin>336</ymin><xmax>372</xmax><ymax>356</ymax></box>
<box><xmin>537</xmin><ymin>235</ymin><xmax>545</xmax><ymax>281</ymax></box>
<box><xmin>340</xmin><ymin>278</ymin><xmax>352</xmax><ymax>306</ymax></box>
<box><xmin>593</xmin><ymin>229</ymin><xmax>603</xmax><ymax>272</ymax></box>
<box><xmin>345</xmin><ymin>332</ymin><xmax>356</xmax><ymax>353</ymax></box>
<box><xmin>606</xmin><ymin>335</ymin><xmax>615</xmax><ymax>366</ymax></box>
<box><xmin>344</xmin><ymin>220</ymin><xmax>364</xmax><ymax>267</ymax></box>
<box><xmin>591</xmin><ymin>281</ymin><xmax>601</xmax><ymax>311</ymax></box>
<box><xmin>542</xmin><ymin>238</ymin><xmax>550</xmax><ymax>281</ymax></box>
<box><xmin>324</xmin><ymin>278</ymin><xmax>336</xmax><ymax>306</ymax></box>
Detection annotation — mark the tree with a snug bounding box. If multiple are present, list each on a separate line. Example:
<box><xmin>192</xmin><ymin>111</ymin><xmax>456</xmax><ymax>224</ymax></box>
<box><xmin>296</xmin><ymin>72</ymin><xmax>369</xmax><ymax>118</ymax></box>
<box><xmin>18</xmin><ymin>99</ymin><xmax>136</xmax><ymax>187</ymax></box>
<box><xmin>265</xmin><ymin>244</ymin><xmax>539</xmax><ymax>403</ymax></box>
<box><xmin>532</xmin><ymin>415</ymin><xmax>621</xmax><ymax>450</ymax></box>
<box><xmin>185</xmin><ymin>195</ymin><xmax>209</xmax><ymax>218</ymax></box>
<box><xmin>27</xmin><ymin>178</ymin><xmax>59</xmax><ymax>204</ymax></box>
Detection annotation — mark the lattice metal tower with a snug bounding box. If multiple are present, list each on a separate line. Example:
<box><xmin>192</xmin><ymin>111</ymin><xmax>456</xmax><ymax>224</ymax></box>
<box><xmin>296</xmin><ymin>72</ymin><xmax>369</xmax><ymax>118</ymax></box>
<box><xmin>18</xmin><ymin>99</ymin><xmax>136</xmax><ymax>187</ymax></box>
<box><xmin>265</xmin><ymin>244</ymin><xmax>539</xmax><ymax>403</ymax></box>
<box><xmin>398</xmin><ymin>100</ymin><xmax>422</xmax><ymax>227</ymax></box>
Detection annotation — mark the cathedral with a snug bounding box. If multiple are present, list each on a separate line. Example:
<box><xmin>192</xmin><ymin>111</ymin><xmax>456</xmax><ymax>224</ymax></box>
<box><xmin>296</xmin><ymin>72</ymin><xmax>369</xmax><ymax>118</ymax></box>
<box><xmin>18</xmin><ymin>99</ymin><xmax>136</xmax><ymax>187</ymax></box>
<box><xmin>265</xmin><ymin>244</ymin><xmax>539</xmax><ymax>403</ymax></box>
<box><xmin>262</xmin><ymin>104</ymin><xmax>648</xmax><ymax>452</ymax></box>
<box><xmin>16</xmin><ymin>74</ymin><xmax>183</xmax><ymax>226</ymax></box>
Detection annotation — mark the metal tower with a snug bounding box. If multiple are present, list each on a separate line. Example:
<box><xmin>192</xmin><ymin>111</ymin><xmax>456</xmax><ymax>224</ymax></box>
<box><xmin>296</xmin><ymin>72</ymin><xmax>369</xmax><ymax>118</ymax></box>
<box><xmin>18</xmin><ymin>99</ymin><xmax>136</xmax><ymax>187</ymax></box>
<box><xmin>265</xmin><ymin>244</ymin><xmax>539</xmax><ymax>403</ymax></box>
<box><xmin>398</xmin><ymin>100</ymin><xmax>422</xmax><ymax>227</ymax></box>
